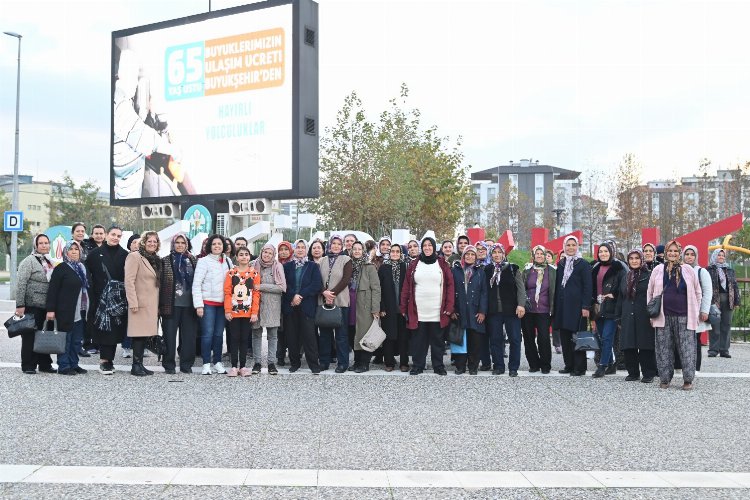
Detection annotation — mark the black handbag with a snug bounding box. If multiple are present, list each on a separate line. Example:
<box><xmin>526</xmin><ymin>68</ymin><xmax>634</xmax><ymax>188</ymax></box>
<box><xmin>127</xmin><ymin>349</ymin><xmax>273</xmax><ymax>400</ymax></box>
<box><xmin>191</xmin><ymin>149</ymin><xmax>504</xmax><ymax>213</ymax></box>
<box><xmin>315</xmin><ymin>271</ymin><xmax>342</xmax><ymax>328</ymax></box>
<box><xmin>447</xmin><ymin>320</ymin><xmax>463</xmax><ymax>344</ymax></box>
<box><xmin>33</xmin><ymin>320</ymin><xmax>67</xmax><ymax>355</ymax></box>
<box><xmin>647</xmin><ymin>294</ymin><xmax>662</xmax><ymax>318</ymax></box>
<box><xmin>146</xmin><ymin>335</ymin><xmax>167</xmax><ymax>359</ymax></box>
<box><xmin>315</xmin><ymin>303</ymin><xmax>343</xmax><ymax>328</ymax></box>
<box><xmin>4</xmin><ymin>313</ymin><xmax>36</xmax><ymax>338</ymax></box>
<box><xmin>572</xmin><ymin>320</ymin><xmax>600</xmax><ymax>352</ymax></box>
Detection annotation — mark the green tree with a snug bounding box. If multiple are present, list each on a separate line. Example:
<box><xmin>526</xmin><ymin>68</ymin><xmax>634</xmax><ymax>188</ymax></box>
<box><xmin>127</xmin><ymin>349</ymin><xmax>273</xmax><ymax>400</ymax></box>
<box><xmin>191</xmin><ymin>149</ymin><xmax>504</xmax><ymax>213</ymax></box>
<box><xmin>46</xmin><ymin>173</ymin><xmax>159</xmax><ymax>232</ymax></box>
<box><xmin>303</xmin><ymin>85</ymin><xmax>471</xmax><ymax>240</ymax></box>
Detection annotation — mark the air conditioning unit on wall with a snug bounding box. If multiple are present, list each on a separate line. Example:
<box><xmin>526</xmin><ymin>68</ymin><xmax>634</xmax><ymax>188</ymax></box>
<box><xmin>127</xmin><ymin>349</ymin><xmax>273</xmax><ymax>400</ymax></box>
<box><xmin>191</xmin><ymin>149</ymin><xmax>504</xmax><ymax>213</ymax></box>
<box><xmin>228</xmin><ymin>199</ymin><xmax>270</xmax><ymax>215</ymax></box>
<box><xmin>216</xmin><ymin>213</ymin><xmax>229</xmax><ymax>236</ymax></box>
<box><xmin>140</xmin><ymin>204</ymin><xmax>180</xmax><ymax>219</ymax></box>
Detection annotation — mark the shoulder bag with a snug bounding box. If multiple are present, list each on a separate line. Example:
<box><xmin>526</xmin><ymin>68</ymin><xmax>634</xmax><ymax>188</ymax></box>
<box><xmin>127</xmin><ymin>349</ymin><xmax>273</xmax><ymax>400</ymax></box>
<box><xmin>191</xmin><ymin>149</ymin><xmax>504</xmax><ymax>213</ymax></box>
<box><xmin>33</xmin><ymin>319</ymin><xmax>67</xmax><ymax>355</ymax></box>
<box><xmin>359</xmin><ymin>318</ymin><xmax>387</xmax><ymax>352</ymax></box>
<box><xmin>647</xmin><ymin>294</ymin><xmax>662</xmax><ymax>318</ymax></box>
<box><xmin>315</xmin><ymin>268</ymin><xmax>343</xmax><ymax>328</ymax></box>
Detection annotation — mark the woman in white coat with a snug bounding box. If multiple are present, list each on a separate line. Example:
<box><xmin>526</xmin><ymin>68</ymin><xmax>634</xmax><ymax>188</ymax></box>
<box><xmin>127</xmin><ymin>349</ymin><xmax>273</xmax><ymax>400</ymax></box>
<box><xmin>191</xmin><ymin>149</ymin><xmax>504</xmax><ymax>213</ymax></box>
<box><xmin>193</xmin><ymin>234</ymin><xmax>233</xmax><ymax>375</ymax></box>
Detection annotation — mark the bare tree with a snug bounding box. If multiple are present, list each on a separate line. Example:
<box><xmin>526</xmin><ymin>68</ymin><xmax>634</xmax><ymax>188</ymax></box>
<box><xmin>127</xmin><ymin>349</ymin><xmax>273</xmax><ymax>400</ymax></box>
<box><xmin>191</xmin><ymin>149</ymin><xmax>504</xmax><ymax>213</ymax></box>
<box><xmin>697</xmin><ymin>158</ymin><xmax>718</xmax><ymax>226</ymax></box>
<box><xmin>575</xmin><ymin>169</ymin><xmax>609</xmax><ymax>254</ymax></box>
<box><xmin>611</xmin><ymin>153</ymin><xmax>648</xmax><ymax>251</ymax></box>
<box><xmin>483</xmin><ymin>180</ymin><xmax>534</xmax><ymax>249</ymax></box>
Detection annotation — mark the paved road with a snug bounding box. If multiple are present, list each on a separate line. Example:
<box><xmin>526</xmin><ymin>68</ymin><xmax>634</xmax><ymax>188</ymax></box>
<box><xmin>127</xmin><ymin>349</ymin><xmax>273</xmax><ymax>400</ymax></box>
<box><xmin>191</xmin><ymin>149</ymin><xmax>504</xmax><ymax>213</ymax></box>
<box><xmin>0</xmin><ymin>329</ymin><xmax>748</xmax><ymax>498</ymax></box>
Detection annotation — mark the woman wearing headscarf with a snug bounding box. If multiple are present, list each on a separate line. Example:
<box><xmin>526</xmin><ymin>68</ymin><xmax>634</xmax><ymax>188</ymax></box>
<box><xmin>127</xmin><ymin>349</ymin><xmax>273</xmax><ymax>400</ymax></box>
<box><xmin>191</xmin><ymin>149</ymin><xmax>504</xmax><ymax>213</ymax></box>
<box><xmin>405</xmin><ymin>239</ymin><xmax>420</xmax><ymax>264</ymax></box>
<box><xmin>647</xmin><ymin>240</ymin><xmax>702</xmax><ymax>390</ymax></box>
<box><xmin>124</xmin><ymin>231</ymin><xmax>162</xmax><ymax>376</ymax></box>
<box><xmin>371</xmin><ymin>237</ymin><xmax>392</xmax><ymax>270</ymax></box>
<box><xmin>251</xmin><ymin>243</ymin><xmax>287</xmax><ymax>374</ymax></box>
<box><xmin>277</xmin><ymin>241</ymin><xmax>293</xmax><ymax>265</ymax></box>
<box><xmin>475</xmin><ymin>241</ymin><xmax>491</xmax><ymax>267</ymax></box>
<box><xmin>590</xmin><ymin>241</ymin><xmax>627</xmax><ymax>378</ymax></box>
<box><xmin>451</xmin><ymin>245</ymin><xmax>488</xmax><ymax>375</ymax></box>
<box><xmin>343</xmin><ymin>233</ymin><xmax>357</xmax><ymax>256</ymax></box>
<box><xmin>379</xmin><ymin>242</ymin><xmax>410</xmax><ymax>371</ymax></box>
<box><xmin>655</xmin><ymin>244</ymin><xmax>666</xmax><ymax>264</ymax></box>
<box><xmin>400</xmin><ymin>237</ymin><xmax>455</xmax><ymax>375</ymax></box>
<box><xmin>706</xmin><ymin>248</ymin><xmax>740</xmax><ymax>358</ymax></box>
<box><xmin>318</xmin><ymin>234</ymin><xmax>353</xmax><ymax>372</ymax></box>
<box><xmin>14</xmin><ymin>234</ymin><xmax>56</xmax><ymax>374</ymax></box>
<box><xmin>484</xmin><ymin>243</ymin><xmax>525</xmax><ymax>376</ymax></box>
<box><xmin>283</xmin><ymin>239</ymin><xmax>323</xmax><ymax>373</ymax></box>
<box><xmin>348</xmin><ymin>241</ymin><xmax>381</xmax><ymax>372</ymax></box>
<box><xmin>615</xmin><ymin>248</ymin><xmax>657</xmax><ymax>383</ymax></box>
<box><xmin>160</xmin><ymin>233</ymin><xmax>198</xmax><ymax>374</ymax></box>
<box><xmin>47</xmin><ymin>241</ymin><xmax>89</xmax><ymax>366</ymax></box>
<box><xmin>522</xmin><ymin>245</ymin><xmax>556</xmax><ymax>374</ymax></box>
<box><xmin>45</xmin><ymin>241</ymin><xmax>90</xmax><ymax>375</ymax></box>
<box><xmin>680</xmin><ymin>245</ymin><xmax>711</xmax><ymax>371</ymax></box>
<box><xmin>642</xmin><ymin>243</ymin><xmax>658</xmax><ymax>271</ymax></box>
<box><xmin>553</xmin><ymin>235</ymin><xmax>593</xmax><ymax>376</ymax></box>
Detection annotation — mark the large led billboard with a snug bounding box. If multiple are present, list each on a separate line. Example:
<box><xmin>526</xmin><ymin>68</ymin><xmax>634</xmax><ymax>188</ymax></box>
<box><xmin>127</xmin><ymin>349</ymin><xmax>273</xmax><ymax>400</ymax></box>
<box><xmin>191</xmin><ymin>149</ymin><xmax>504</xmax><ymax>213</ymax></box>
<box><xmin>110</xmin><ymin>0</ymin><xmax>318</xmax><ymax>206</ymax></box>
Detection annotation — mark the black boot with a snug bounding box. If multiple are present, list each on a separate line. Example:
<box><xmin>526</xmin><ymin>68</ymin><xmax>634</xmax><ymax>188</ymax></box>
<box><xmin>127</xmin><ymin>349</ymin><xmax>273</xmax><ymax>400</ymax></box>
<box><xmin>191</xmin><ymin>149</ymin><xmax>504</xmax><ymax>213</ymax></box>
<box><xmin>131</xmin><ymin>340</ymin><xmax>153</xmax><ymax>376</ymax></box>
<box><xmin>348</xmin><ymin>350</ymin><xmax>361</xmax><ymax>372</ymax></box>
<box><xmin>355</xmin><ymin>352</ymin><xmax>370</xmax><ymax>373</ymax></box>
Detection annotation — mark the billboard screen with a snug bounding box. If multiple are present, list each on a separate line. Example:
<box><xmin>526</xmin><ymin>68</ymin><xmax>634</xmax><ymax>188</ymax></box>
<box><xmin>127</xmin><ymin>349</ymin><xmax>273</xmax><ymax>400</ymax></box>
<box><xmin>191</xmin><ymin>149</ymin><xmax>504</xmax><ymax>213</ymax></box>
<box><xmin>111</xmin><ymin>0</ymin><xmax>318</xmax><ymax>206</ymax></box>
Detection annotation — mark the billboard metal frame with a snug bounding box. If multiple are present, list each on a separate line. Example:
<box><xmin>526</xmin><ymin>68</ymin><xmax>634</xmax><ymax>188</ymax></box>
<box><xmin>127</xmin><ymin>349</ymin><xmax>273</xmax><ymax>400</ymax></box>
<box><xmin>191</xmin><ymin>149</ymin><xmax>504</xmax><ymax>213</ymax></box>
<box><xmin>110</xmin><ymin>0</ymin><xmax>319</xmax><ymax>207</ymax></box>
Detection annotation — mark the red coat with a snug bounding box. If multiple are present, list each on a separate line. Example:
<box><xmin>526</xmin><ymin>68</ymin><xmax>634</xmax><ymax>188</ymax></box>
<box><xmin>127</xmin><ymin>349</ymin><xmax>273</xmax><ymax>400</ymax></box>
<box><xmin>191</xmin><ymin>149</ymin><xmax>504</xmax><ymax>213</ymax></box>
<box><xmin>399</xmin><ymin>258</ymin><xmax>455</xmax><ymax>329</ymax></box>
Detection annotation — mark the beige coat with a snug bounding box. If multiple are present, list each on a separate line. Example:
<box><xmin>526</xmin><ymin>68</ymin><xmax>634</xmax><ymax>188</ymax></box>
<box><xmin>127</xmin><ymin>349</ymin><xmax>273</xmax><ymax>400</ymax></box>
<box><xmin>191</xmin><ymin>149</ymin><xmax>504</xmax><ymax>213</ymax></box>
<box><xmin>124</xmin><ymin>252</ymin><xmax>160</xmax><ymax>337</ymax></box>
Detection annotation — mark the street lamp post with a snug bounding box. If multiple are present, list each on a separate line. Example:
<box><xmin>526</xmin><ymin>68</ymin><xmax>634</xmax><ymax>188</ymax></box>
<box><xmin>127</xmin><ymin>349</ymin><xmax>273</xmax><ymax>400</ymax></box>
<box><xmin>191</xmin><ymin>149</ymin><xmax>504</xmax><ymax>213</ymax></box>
<box><xmin>4</xmin><ymin>31</ymin><xmax>21</xmax><ymax>300</ymax></box>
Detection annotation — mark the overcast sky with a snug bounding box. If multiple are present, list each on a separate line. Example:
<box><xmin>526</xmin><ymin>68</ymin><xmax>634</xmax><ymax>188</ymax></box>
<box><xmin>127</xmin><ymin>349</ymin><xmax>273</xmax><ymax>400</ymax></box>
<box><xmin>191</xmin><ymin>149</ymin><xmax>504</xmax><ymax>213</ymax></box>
<box><xmin>2</xmin><ymin>0</ymin><xmax>749</xmax><ymax>193</ymax></box>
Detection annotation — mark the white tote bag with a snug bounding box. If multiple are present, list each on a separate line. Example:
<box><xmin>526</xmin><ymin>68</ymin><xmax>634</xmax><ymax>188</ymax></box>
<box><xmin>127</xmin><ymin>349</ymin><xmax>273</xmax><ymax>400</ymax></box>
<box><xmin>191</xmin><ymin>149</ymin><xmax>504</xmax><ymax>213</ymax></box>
<box><xmin>359</xmin><ymin>318</ymin><xmax>387</xmax><ymax>352</ymax></box>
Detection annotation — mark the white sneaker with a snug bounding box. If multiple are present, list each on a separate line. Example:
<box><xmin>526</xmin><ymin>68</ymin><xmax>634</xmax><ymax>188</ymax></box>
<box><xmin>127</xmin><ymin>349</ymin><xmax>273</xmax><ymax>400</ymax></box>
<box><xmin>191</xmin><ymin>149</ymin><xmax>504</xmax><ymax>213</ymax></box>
<box><xmin>201</xmin><ymin>363</ymin><xmax>212</xmax><ymax>375</ymax></box>
<box><xmin>121</xmin><ymin>348</ymin><xmax>132</xmax><ymax>359</ymax></box>
<box><xmin>214</xmin><ymin>362</ymin><xmax>227</xmax><ymax>374</ymax></box>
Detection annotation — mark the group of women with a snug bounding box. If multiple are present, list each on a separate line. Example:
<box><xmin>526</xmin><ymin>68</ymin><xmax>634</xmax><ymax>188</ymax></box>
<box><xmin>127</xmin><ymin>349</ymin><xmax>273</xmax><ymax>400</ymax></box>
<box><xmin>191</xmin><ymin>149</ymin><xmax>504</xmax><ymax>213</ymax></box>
<box><xmin>13</xmin><ymin>227</ymin><xmax>740</xmax><ymax>389</ymax></box>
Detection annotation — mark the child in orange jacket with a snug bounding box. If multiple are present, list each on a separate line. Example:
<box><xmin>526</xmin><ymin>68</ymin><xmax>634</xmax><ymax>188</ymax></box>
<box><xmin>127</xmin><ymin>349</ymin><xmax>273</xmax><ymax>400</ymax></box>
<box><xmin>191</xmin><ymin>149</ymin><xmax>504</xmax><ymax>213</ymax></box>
<box><xmin>223</xmin><ymin>247</ymin><xmax>260</xmax><ymax>376</ymax></box>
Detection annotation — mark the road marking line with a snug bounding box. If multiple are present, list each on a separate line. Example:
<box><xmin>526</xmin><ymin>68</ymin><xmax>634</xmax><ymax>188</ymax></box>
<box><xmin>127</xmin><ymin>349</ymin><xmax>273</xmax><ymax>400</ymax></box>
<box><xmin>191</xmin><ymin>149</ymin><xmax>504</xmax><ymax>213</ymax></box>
<box><xmin>0</xmin><ymin>465</ymin><xmax>747</xmax><ymax>488</ymax></box>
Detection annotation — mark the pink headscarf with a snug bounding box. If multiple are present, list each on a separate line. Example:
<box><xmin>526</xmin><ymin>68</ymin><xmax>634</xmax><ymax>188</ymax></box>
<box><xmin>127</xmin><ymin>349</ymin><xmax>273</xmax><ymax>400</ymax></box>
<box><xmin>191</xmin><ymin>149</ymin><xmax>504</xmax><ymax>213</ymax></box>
<box><xmin>254</xmin><ymin>243</ymin><xmax>287</xmax><ymax>292</ymax></box>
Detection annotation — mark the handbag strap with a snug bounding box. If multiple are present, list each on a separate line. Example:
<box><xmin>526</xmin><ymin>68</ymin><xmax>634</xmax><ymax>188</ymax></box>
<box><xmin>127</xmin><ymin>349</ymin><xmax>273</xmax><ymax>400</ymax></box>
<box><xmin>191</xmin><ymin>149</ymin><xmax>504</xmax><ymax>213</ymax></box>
<box><xmin>101</xmin><ymin>258</ymin><xmax>113</xmax><ymax>282</ymax></box>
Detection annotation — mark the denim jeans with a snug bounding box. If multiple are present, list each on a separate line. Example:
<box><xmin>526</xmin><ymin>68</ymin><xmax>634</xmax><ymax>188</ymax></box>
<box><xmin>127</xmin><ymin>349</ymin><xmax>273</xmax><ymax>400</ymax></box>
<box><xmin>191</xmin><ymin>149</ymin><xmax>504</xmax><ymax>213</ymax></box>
<box><xmin>596</xmin><ymin>318</ymin><xmax>617</xmax><ymax>367</ymax></box>
<box><xmin>487</xmin><ymin>313</ymin><xmax>522</xmax><ymax>371</ymax></box>
<box><xmin>200</xmin><ymin>305</ymin><xmax>226</xmax><ymax>364</ymax></box>
<box><xmin>318</xmin><ymin>307</ymin><xmax>350</xmax><ymax>369</ymax></box>
<box><xmin>121</xmin><ymin>335</ymin><xmax>132</xmax><ymax>349</ymax></box>
<box><xmin>57</xmin><ymin>319</ymin><xmax>84</xmax><ymax>372</ymax></box>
